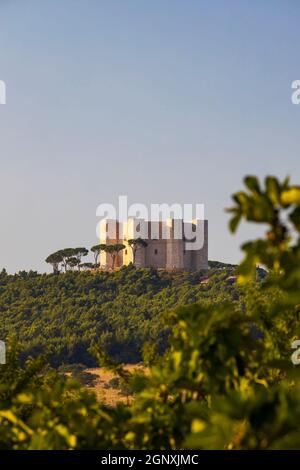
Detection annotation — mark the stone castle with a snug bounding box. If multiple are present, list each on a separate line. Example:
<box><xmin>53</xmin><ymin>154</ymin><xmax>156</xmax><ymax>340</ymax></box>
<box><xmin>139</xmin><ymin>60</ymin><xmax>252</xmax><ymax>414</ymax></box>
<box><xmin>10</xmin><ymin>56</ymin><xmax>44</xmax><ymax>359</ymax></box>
<box><xmin>99</xmin><ymin>219</ymin><xmax>208</xmax><ymax>271</ymax></box>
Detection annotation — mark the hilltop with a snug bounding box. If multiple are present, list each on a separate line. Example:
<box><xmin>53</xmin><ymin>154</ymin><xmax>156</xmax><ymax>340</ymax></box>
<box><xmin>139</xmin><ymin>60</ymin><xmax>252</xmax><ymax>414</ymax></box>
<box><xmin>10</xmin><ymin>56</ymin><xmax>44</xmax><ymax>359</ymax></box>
<box><xmin>0</xmin><ymin>262</ymin><xmax>239</xmax><ymax>366</ymax></box>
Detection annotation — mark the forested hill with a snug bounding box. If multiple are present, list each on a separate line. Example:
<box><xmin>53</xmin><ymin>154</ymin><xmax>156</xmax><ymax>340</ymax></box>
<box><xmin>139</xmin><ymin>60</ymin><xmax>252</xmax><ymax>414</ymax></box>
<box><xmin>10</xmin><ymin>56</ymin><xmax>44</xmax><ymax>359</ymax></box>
<box><xmin>0</xmin><ymin>262</ymin><xmax>239</xmax><ymax>366</ymax></box>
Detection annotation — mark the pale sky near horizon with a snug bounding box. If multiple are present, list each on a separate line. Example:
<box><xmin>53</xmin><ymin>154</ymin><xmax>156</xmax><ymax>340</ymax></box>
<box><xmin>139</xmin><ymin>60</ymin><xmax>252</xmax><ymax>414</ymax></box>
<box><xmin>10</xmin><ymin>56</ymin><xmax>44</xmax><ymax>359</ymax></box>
<box><xmin>0</xmin><ymin>0</ymin><xmax>300</xmax><ymax>273</ymax></box>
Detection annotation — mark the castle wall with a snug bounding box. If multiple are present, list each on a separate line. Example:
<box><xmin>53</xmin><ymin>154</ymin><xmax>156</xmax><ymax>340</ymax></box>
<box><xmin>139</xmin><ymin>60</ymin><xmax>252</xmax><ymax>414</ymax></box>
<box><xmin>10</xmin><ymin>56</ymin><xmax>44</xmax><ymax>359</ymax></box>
<box><xmin>134</xmin><ymin>244</ymin><xmax>146</xmax><ymax>267</ymax></box>
<box><xmin>183</xmin><ymin>248</ymin><xmax>192</xmax><ymax>271</ymax></box>
<box><xmin>166</xmin><ymin>239</ymin><xmax>184</xmax><ymax>270</ymax></box>
<box><xmin>145</xmin><ymin>239</ymin><xmax>167</xmax><ymax>268</ymax></box>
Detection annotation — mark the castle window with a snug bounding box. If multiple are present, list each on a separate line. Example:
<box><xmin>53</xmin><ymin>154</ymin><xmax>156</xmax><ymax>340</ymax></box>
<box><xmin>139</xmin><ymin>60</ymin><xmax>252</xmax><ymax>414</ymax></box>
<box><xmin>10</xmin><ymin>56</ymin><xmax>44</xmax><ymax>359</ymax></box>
<box><xmin>154</xmin><ymin>249</ymin><xmax>158</xmax><ymax>255</ymax></box>
<box><xmin>125</xmin><ymin>249</ymin><xmax>128</xmax><ymax>255</ymax></box>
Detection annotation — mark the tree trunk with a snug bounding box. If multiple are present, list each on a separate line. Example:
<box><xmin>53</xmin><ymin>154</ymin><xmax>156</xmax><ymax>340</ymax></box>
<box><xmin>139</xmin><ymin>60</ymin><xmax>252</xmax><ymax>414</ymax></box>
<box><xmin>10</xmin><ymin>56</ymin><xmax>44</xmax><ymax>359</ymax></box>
<box><xmin>112</xmin><ymin>254</ymin><xmax>116</xmax><ymax>270</ymax></box>
<box><xmin>133</xmin><ymin>247</ymin><xmax>137</xmax><ymax>264</ymax></box>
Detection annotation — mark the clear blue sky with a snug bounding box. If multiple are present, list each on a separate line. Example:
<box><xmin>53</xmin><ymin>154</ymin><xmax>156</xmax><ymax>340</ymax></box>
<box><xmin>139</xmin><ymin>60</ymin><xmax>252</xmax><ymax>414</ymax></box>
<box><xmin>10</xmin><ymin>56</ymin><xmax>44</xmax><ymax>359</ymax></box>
<box><xmin>0</xmin><ymin>0</ymin><xmax>299</xmax><ymax>273</ymax></box>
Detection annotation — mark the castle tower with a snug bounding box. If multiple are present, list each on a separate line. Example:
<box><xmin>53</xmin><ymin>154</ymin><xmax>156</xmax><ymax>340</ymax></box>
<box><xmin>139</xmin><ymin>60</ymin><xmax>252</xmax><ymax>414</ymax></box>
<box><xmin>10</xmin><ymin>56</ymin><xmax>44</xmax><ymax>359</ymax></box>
<box><xmin>122</xmin><ymin>218</ymin><xmax>147</xmax><ymax>268</ymax></box>
<box><xmin>99</xmin><ymin>219</ymin><xmax>123</xmax><ymax>269</ymax></box>
<box><xmin>165</xmin><ymin>219</ymin><xmax>184</xmax><ymax>270</ymax></box>
<box><xmin>189</xmin><ymin>219</ymin><xmax>208</xmax><ymax>270</ymax></box>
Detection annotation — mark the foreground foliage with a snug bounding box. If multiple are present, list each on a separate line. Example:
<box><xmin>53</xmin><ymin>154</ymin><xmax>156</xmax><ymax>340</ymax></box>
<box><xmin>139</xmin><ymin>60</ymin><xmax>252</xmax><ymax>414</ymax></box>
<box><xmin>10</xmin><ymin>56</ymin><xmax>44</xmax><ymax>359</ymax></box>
<box><xmin>1</xmin><ymin>175</ymin><xmax>300</xmax><ymax>449</ymax></box>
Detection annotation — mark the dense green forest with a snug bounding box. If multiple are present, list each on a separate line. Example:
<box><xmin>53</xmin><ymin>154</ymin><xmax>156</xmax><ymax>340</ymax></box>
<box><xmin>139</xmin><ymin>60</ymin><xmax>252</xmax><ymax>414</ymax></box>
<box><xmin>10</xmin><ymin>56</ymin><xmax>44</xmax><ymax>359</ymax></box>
<box><xmin>0</xmin><ymin>262</ymin><xmax>239</xmax><ymax>366</ymax></box>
